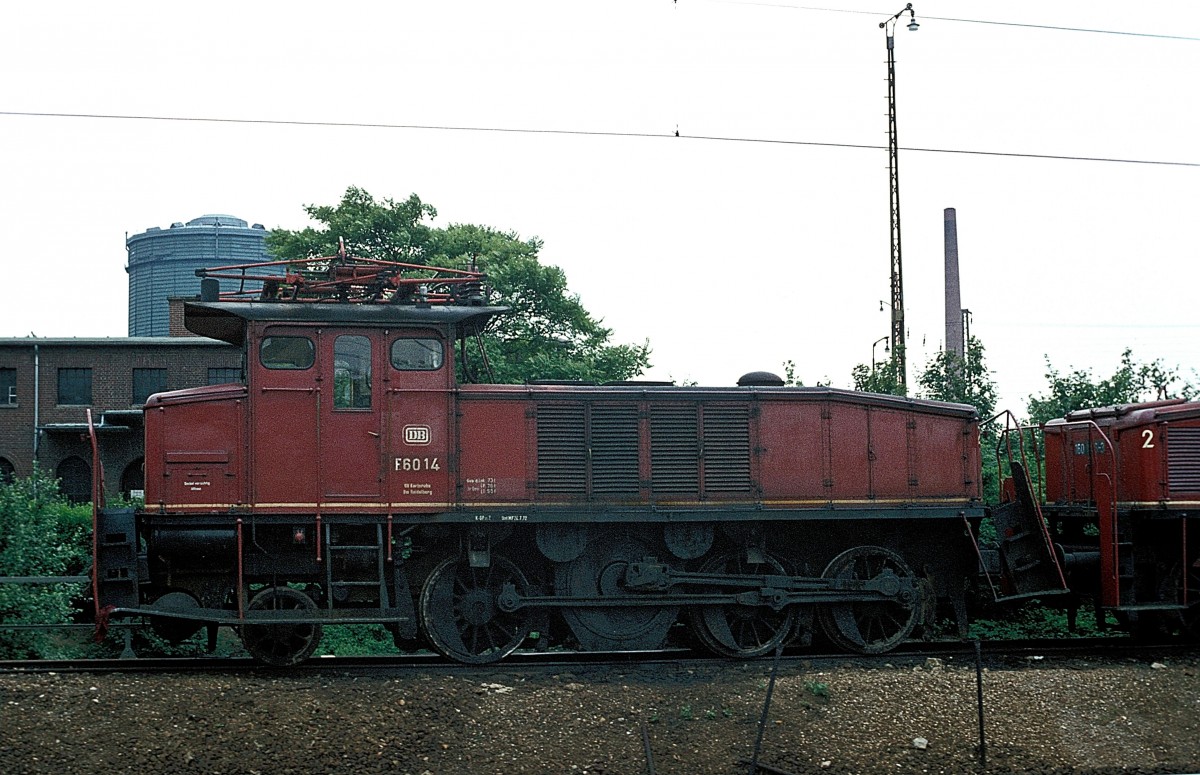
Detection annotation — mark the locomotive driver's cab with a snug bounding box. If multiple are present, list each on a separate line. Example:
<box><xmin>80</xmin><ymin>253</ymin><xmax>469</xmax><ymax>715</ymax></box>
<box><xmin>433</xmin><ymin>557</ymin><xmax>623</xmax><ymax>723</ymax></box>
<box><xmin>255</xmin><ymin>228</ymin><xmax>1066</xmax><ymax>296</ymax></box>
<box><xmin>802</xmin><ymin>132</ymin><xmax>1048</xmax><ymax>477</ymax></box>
<box><xmin>163</xmin><ymin>299</ymin><xmax>505</xmax><ymax>514</ymax></box>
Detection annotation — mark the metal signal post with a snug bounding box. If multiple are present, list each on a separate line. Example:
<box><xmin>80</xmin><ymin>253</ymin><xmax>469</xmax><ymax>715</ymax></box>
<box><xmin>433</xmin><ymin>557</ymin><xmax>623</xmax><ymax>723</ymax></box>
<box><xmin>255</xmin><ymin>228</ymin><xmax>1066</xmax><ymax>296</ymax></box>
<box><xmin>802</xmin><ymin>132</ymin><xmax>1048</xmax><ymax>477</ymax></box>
<box><xmin>881</xmin><ymin>3</ymin><xmax>918</xmax><ymax>389</ymax></box>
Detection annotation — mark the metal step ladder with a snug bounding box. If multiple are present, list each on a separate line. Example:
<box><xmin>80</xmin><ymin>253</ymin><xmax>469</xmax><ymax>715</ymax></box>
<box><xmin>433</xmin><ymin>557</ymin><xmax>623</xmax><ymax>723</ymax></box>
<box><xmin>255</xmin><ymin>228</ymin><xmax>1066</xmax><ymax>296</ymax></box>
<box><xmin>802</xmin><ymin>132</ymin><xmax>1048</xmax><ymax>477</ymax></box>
<box><xmin>323</xmin><ymin>523</ymin><xmax>387</xmax><ymax>608</ymax></box>
<box><xmin>990</xmin><ymin>462</ymin><xmax>1069</xmax><ymax>600</ymax></box>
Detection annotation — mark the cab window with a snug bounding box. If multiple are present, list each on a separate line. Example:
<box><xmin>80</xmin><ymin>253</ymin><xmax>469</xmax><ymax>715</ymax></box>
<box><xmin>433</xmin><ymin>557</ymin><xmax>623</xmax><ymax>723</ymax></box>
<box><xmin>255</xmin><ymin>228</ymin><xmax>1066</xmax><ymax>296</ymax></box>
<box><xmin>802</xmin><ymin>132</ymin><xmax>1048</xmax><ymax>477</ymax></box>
<box><xmin>334</xmin><ymin>335</ymin><xmax>372</xmax><ymax>409</ymax></box>
<box><xmin>261</xmin><ymin>336</ymin><xmax>315</xmax><ymax>370</ymax></box>
<box><xmin>391</xmin><ymin>338</ymin><xmax>443</xmax><ymax>371</ymax></box>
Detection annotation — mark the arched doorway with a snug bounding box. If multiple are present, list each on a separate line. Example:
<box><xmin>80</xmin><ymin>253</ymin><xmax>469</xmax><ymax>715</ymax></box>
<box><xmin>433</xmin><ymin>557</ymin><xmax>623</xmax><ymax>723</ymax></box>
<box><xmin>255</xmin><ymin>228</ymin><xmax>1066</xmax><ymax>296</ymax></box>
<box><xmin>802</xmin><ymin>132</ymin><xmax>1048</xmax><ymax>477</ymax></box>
<box><xmin>0</xmin><ymin>457</ymin><xmax>14</xmax><ymax>484</ymax></box>
<box><xmin>56</xmin><ymin>456</ymin><xmax>91</xmax><ymax>504</ymax></box>
<box><xmin>121</xmin><ymin>458</ymin><xmax>145</xmax><ymax>500</ymax></box>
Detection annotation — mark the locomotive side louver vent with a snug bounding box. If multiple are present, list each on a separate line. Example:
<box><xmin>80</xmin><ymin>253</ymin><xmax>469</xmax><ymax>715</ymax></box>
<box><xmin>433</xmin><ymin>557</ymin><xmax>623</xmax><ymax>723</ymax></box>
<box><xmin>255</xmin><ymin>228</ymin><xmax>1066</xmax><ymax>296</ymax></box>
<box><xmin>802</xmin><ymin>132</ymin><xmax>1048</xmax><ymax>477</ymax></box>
<box><xmin>651</xmin><ymin>405</ymin><xmax>700</xmax><ymax>493</ymax></box>
<box><xmin>590</xmin><ymin>404</ymin><xmax>640</xmax><ymax>495</ymax></box>
<box><xmin>536</xmin><ymin>403</ymin><xmax>639</xmax><ymax>497</ymax></box>
<box><xmin>537</xmin><ymin>404</ymin><xmax>587</xmax><ymax>494</ymax></box>
<box><xmin>704</xmin><ymin>405</ymin><xmax>752</xmax><ymax>492</ymax></box>
<box><xmin>1168</xmin><ymin>427</ymin><xmax>1200</xmax><ymax>493</ymax></box>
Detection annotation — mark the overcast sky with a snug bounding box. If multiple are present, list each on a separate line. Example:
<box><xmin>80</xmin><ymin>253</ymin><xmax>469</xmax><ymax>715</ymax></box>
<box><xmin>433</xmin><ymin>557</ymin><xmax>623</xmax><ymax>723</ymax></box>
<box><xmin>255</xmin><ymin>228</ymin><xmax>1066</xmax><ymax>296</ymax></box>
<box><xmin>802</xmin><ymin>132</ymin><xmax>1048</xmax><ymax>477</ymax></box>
<box><xmin>1</xmin><ymin>1</ymin><xmax>1196</xmax><ymax>415</ymax></box>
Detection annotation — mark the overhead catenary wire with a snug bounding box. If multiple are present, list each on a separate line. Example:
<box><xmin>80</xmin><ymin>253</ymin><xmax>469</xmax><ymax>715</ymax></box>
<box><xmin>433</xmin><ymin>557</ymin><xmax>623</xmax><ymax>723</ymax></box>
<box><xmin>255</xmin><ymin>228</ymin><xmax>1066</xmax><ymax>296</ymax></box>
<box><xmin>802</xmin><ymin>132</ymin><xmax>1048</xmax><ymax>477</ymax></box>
<box><xmin>0</xmin><ymin>110</ymin><xmax>1196</xmax><ymax>168</ymax></box>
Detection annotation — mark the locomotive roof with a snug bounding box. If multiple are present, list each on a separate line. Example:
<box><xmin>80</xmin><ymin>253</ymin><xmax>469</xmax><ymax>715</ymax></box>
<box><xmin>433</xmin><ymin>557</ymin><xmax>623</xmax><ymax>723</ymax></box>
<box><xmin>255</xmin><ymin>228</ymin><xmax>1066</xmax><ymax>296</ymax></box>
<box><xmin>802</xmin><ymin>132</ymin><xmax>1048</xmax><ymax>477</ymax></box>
<box><xmin>183</xmin><ymin>300</ymin><xmax>508</xmax><ymax>346</ymax></box>
<box><xmin>1049</xmin><ymin>398</ymin><xmax>1200</xmax><ymax>428</ymax></box>
<box><xmin>459</xmin><ymin>383</ymin><xmax>981</xmax><ymax>418</ymax></box>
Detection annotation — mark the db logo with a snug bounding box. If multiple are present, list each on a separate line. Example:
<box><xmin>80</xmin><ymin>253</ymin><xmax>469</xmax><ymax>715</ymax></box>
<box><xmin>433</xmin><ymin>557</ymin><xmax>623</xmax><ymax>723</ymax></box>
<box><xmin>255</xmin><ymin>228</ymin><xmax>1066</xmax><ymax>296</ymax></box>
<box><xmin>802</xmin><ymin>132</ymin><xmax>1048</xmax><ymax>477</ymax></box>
<box><xmin>403</xmin><ymin>425</ymin><xmax>432</xmax><ymax>445</ymax></box>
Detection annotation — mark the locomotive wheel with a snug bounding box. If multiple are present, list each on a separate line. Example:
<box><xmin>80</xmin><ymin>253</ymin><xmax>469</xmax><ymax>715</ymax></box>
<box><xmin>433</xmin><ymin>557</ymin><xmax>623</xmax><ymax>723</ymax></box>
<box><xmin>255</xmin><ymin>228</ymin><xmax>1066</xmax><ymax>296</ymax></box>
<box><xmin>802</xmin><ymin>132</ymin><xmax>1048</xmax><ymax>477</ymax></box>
<box><xmin>817</xmin><ymin>545</ymin><xmax>920</xmax><ymax>655</ymax></box>
<box><xmin>240</xmin><ymin>586</ymin><xmax>323</xmax><ymax>667</ymax></box>
<box><xmin>689</xmin><ymin>552</ymin><xmax>796</xmax><ymax>659</ymax></box>
<box><xmin>419</xmin><ymin>555</ymin><xmax>532</xmax><ymax>664</ymax></box>
<box><xmin>556</xmin><ymin>531</ymin><xmax>678</xmax><ymax>652</ymax></box>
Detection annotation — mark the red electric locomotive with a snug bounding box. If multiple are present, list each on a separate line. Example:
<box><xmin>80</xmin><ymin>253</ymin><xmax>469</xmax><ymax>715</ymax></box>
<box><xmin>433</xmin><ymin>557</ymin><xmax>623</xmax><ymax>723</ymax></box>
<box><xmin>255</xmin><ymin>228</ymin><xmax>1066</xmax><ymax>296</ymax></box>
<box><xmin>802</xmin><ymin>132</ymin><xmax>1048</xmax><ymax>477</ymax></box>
<box><xmin>92</xmin><ymin>250</ymin><xmax>992</xmax><ymax>665</ymax></box>
<box><xmin>1031</xmin><ymin>401</ymin><xmax>1200</xmax><ymax>633</ymax></box>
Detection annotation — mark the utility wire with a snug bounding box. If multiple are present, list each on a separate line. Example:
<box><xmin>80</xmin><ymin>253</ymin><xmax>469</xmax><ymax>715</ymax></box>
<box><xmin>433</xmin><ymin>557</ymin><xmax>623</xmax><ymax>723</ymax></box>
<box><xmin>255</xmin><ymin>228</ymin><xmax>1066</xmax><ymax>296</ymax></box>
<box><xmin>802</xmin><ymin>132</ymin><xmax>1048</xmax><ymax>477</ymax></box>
<box><xmin>704</xmin><ymin>0</ymin><xmax>1200</xmax><ymax>41</ymax></box>
<box><xmin>924</xmin><ymin>14</ymin><xmax>1199</xmax><ymax>41</ymax></box>
<box><xmin>1</xmin><ymin>110</ymin><xmax>1197</xmax><ymax>168</ymax></box>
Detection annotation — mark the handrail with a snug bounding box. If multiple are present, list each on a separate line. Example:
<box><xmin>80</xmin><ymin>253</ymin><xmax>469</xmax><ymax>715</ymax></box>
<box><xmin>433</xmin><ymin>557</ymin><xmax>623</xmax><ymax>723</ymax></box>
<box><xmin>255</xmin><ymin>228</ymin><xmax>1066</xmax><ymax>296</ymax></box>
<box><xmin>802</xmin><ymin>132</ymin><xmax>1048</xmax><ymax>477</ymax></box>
<box><xmin>990</xmin><ymin>410</ymin><xmax>1068</xmax><ymax>591</ymax></box>
<box><xmin>988</xmin><ymin>410</ymin><xmax>1043</xmax><ymax>502</ymax></box>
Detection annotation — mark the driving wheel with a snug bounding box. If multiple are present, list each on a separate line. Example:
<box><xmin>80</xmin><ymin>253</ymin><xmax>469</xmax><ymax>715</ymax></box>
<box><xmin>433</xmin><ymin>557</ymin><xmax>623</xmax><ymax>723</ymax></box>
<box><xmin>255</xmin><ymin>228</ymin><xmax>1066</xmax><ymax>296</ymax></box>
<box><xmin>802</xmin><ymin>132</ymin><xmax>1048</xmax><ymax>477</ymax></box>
<box><xmin>556</xmin><ymin>531</ymin><xmax>678</xmax><ymax>652</ymax></box>
<box><xmin>690</xmin><ymin>552</ymin><xmax>796</xmax><ymax>658</ymax></box>
<box><xmin>817</xmin><ymin>545</ymin><xmax>920</xmax><ymax>654</ymax></box>
<box><xmin>419</xmin><ymin>555</ymin><xmax>532</xmax><ymax>664</ymax></box>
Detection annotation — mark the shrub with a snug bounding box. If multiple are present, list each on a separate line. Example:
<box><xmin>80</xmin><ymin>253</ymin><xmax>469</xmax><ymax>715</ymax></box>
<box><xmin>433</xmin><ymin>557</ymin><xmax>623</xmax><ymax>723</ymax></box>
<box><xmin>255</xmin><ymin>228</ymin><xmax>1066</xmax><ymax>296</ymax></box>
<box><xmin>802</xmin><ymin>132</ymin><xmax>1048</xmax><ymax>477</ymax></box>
<box><xmin>0</xmin><ymin>468</ymin><xmax>92</xmax><ymax>658</ymax></box>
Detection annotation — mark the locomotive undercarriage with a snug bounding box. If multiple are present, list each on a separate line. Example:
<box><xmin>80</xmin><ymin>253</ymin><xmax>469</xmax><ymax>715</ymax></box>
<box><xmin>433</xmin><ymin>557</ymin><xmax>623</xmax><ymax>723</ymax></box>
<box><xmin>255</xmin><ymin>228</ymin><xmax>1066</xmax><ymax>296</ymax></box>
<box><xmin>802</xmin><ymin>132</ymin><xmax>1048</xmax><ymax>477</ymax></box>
<box><xmin>98</xmin><ymin>509</ymin><xmax>973</xmax><ymax>666</ymax></box>
<box><xmin>1041</xmin><ymin>507</ymin><xmax>1200</xmax><ymax>637</ymax></box>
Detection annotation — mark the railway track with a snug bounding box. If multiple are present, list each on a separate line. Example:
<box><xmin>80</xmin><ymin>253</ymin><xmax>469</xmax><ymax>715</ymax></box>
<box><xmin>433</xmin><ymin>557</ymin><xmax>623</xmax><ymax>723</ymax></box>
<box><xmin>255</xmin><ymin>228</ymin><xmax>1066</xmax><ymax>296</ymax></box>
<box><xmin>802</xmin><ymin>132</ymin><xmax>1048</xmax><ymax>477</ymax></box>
<box><xmin>1</xmin><ymin>635</ymin><xmax>1190</xmax><ymax>675</ymax></box>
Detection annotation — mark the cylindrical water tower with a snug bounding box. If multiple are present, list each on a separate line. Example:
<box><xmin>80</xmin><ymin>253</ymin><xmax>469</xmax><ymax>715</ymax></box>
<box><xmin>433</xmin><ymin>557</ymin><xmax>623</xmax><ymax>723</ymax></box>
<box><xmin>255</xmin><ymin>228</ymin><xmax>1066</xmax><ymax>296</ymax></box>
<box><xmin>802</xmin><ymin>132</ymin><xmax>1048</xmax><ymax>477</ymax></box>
<box><xmin>126</xmin><ymin>215</ymin><xmax>270</xmax><ymax>337</ymax></box>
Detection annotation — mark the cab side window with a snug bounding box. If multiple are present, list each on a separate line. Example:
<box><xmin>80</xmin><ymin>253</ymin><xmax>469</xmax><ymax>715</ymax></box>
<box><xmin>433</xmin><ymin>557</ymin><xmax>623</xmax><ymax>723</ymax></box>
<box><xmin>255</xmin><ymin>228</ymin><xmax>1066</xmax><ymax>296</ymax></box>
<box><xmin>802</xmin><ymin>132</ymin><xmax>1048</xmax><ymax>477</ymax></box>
<box><xmin>261</xmin><ymin>337</ymin><xmax>315</xmax><ymax>370</ymax></box>
<box><xmin>391</xmin><ymin>338</ymin><xmax>443</xmax><ymax>371</ymax></box>
<box><xmin>334</xmin><ymin>335</ymin><xmax>372</xmax><ymax>409</ymax></box>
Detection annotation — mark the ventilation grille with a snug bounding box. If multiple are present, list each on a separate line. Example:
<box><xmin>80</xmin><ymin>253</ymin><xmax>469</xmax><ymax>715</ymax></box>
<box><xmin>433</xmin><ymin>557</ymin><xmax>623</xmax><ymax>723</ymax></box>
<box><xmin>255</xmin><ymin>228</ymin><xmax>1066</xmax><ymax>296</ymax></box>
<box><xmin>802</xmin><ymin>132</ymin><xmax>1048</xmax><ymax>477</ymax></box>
<box><xmin>651</xmin><ymin>405</ymin><xmax>699</xmax><ymax>493</ymax></box>
<box><xmin>651</xmin><ymin>405</ymin><xmax>752</xmax><ymax>494</ymax></box>
<box><xmin>590</xmin><ymin>405</ymin><xmax>640</xmax><ymax>495</ymax></box>
<box><xmin>704</xmin><ymin>405</ymin><xmax>752</xmax><ymax>492</ymax></box>
<box><xmin>536</xmin><ymin>403</ymin><xmax>639</xmax><ymax>497</ymax></box>
<box><xmin>537</xmin><ymin>404</ymin><xmax>587</xmax><ymax>494</ymax></box>
<box><xmin>537</xmin><ymin>402</ymin><xmax>752</xmax><ymax>498</ymax></box>
<box><xmin>1168</xmin><ymin>427</ymin><xmax>1200</xmax><ymax>493</ymax></box>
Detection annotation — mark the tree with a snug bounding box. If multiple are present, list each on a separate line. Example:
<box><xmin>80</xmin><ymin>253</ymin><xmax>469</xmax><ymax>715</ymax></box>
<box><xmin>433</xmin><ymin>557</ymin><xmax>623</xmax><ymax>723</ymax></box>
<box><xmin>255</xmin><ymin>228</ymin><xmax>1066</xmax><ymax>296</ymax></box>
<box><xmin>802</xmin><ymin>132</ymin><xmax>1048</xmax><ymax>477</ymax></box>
<box><xmin>267</xmin><ymin>187</ymin><xmax>651</xmax><ymax>384</ymax></box>
<box><xmin>1026</xmin><ymin>348</ymin><xmax>1195</xmax><ymax>426</ymax></box>
<box><xmin>267</xmin><ymin>187</ymin><xmax>437</xmax><ymax>264</ymax></box>
<box><xmin>916</xmin><ymin>337</ymin><xmax>998</xmax><ymax>419</ymax></box>
<box><xmin>850</xmin><ymin>360</ymin><xmax>905</xmax><ymax>396</ymax></box>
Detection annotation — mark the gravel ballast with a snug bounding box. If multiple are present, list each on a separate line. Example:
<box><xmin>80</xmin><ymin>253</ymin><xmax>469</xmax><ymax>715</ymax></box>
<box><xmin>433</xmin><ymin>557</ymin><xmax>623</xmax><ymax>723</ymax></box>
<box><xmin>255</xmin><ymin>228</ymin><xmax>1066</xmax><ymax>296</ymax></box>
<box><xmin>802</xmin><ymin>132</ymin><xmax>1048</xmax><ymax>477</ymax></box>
<box><xmin>2</xmin><ymin>653</ymin><xmax>1198</xmax><ymax>774</ymax></box>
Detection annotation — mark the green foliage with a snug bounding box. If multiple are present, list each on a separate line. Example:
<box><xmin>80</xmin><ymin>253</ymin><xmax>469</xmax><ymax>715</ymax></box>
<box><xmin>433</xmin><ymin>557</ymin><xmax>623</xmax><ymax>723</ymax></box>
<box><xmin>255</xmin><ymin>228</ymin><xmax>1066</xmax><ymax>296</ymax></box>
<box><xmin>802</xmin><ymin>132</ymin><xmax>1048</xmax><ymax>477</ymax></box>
<box><xmin>266</xmin><ymin>186</ymin><xmax>437</xmax><ymax>264</ymax></box>
<box><xmin>316</xmin><ymin>624</ymin><xmax>400</xmax><ymax>657</ymax></box>
<box><xmin>804</xmin><ymin>680</ymin><xmax>830</xmax><ymax>699</ymax></box>
<box><xmin>969</xmin><ymin>601</ymin><xmax>1115</xmax><ymax>640</ymax></box>
<box><xmin>781</xmin><ymin>360</ymin><xmax>803</xmax><ymax>387</ymax></box>
<box><xmin>851</xmin><ymin>342</ymin><xmax>906</xmax><ymax>397</ymax></box>
<box><xmin>267</xmin><ymin>187</ymin><xmax>651</xmax><ymax>384</ymax></box>
<box><xmin>1026</xmin><ymin>348</ymin><xmax>1195</xmax><ymax>426</ymax></box>
<box><xmin>0</xmin><ymin>468</ymin><xmax>92</xmax><ymax>658</ymax></box>
<box><xmin>916</xmin><ymin>337</ymin><xmax>998</xmax><ymax>419</ymax></box>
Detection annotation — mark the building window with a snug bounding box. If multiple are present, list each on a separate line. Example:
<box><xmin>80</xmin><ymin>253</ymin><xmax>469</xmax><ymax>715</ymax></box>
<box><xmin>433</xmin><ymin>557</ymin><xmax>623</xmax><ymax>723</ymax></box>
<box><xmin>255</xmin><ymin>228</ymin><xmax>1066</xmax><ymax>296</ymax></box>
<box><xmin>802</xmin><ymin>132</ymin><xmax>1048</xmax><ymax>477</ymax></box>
<box><xmin>0</xmin><ymin>368</ymin><xmax>14</xmax><ymax>405</ymax></box>
<box><xmin>333</xmin><ymin>335</ymin><xmax>372</xmax><ymax>409</ymax></box>
<box><xmin>57</xmin><ymin>368</ymin><xmax>93</xmax><ymax>406</ymax></box>
<box><xmin>132</xmin><ymin>368</ymin><xmax>168</xmax><ymax>405</ymax></box>
<box><xmin>207</xmin><ymin>367</ymin><xmax>243</xmax><ymax>385</ymax></box>
<box><xmin>0</xmin><ymin>457</ymin><xmax>14</xmax><ymax>484</ymax></box>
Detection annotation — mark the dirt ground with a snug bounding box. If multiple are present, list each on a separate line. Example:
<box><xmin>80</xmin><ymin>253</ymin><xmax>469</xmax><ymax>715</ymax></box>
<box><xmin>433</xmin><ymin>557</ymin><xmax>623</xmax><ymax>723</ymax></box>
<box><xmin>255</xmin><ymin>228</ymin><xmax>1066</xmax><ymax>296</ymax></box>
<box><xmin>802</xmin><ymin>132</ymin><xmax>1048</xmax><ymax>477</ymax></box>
<box><xmin>2</xmin><ymin>652</ymin><xmax>1199</xmax><ymax>775</ymax></box>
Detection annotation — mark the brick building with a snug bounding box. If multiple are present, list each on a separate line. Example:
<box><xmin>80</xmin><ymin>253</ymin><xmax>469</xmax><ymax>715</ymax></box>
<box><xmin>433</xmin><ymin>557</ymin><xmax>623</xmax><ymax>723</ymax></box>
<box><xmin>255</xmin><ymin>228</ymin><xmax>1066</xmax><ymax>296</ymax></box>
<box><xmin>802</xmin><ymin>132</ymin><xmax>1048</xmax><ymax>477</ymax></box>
<box><xmin>0</xmin><ymin>337</ymin><xmax>240</xmax><ymax>500</ymax></box>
